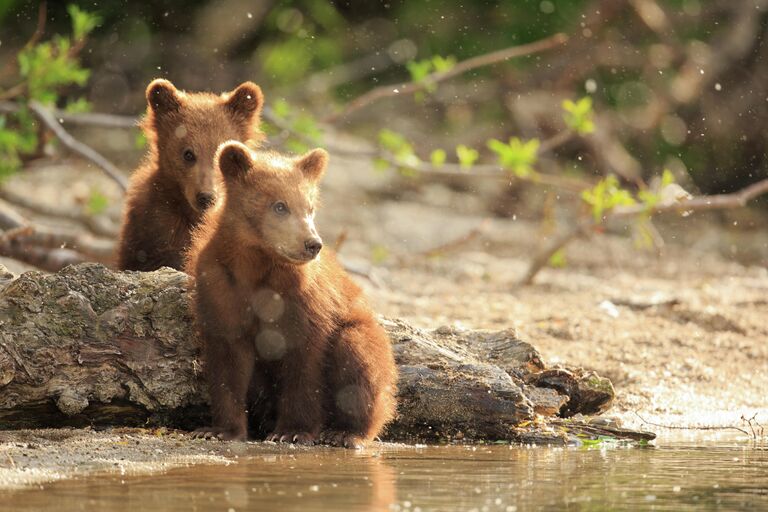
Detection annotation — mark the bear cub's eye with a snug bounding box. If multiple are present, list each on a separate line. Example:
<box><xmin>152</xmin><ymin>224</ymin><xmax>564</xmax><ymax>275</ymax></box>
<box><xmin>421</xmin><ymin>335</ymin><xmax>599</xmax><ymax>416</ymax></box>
<box><xmin>183</xmin><ymin>149</ymin><xmax>196</xmax><ymax>163</ymax></box>
<box><xmin>273</xmin><ymin>201</ymin><xmax>289</xmax><ymax>215</ymax></box>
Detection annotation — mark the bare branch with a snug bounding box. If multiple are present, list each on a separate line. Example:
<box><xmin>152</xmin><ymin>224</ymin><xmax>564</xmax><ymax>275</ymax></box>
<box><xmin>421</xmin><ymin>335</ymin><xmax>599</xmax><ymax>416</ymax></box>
<box><xmin>520</xmin><ymin>178</ymin><xmax>768</xmax><ymax>285</ymax></box>
<box><xmin>0</xmin><ymin>199</ymin><xmax>114</xmax><ymax>263</ymax></box>
<box><xmin>26</xmin><ymin>101</ymin><xmax>128</xmax><ymax>191</ymax></box>
<box><xmin>0</xmin><ymin>187</ymin><xmax>119</xmax><ymax>238</ymax></box>
<box><xmin>634</xmin><ymin>412</ymin><xmax>751</xmax><ymax>436</ymax></box>
<box><xmin>0</xmin><ymin>1</ymin><xmax>47</xmax><ymax>85</ymax></box>
<box><xmin>417</xmin><ymin>219</ymin><xmax>490</xmax><ymax>258</ymax></box>
<box><xmin>326</xmin><ymin>33</ymin><xmax>569</xmax><ymax>123</ymax></box>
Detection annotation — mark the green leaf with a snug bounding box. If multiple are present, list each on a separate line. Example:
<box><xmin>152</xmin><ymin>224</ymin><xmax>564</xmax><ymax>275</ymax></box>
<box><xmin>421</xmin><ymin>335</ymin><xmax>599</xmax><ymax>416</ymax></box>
<box><xmin>406</xmin><ymin>59</ymin><xmax>433</xmax><ymax>83</ymax></box>
<box><xmin>64</xmin><ymin>97</ymin><xmax>92</xmax><ymax>113</ymax></box>
<box><xmin>68</xmin><ymin>5</ymin><xmax>101</xmax><ymax>41</ymax></box>
<box><xmin>563</xmin><ymin>96</ymin><xmax>595</xmax><ymax>135</ymax></box>
<box><xmin>548</xmin><ymin>249</ymin><xmax>567</xmax><ymax>268</ymax></box>
<box><xmin>581</xmin><ymin>175</ymin><xmax>636</xmax><ymax>221</ymax></box>
<box><xmin>456</xmin><ymin>144</ymin><xmax>478</xmax><ymax>170</ymax></box>
<box><xmin>371</xmin><ymin>245</ymin><xmax>389</xmax><ymax>264</ymax></box>
<box><xmin>285</xmin><ymin>138</ymin><xmax>309</xmax><ymax>154</ymax></box>
<box><xmin>134</xmin><ymin>131</ymin><xmax>147</xmax><ymax>150</ymax></box>
<box><xmin>378</xmin><ymin>129</ymin><xmax>418</xmax><ymax>169</ymax></box>
<box><xmin>292</xmin><ymin>113</ymin><xmax>322</xmax><ymax>142</ymax></box>
<box><xmin>271</xmin><ymin>98</ymin><xmax>291</xmax><ymax>120</ymax></box>
<box><xmin>661</xmin><ymin>168</ymin><xmax>675</xmax><ymax>187</ymax></box>
<box><xmin>86</xmin><ymin>188</ymin><xmax>109</xmax><ymax>215</ymax></box>
<box><xmin>487</xmin><ymin>137</ymin><xmax>539</xmax><ymax>177</ymax></box>
<box><xmin>18</xmin><ymin>36</ymin><xmax>90</xmax><ymax>104</ymax></box>
<box><xmin>431</xmin><ymin>55</ymin><xmax>456</xmax><ymax>73</ymax></box>
<box><xmin>430</xmin><ymin>149</ymin><xmax>446</xmax><ymax>168</ymax></box>
<box><xmin>373</xmin><ymin>157</ymin><xmax>390</xmax><ymax>173</ymax></box>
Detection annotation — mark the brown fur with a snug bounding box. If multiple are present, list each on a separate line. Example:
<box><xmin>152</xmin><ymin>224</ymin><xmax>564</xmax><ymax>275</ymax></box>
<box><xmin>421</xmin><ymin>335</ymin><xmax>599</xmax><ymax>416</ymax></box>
<box><xmin>116</xmin><ymin>79</ymin><xmax>264</xmax><ymax>271</ymax></box>
<box><xmin>186</xmin><ymin>142</ymin><xmax>397</xmax><ymax>448</ymax></box>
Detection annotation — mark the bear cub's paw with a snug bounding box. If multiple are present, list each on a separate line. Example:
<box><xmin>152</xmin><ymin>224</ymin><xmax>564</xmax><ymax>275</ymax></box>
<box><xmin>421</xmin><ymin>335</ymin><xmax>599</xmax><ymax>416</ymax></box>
<box><xmin>319</xmin><ymin>430</ymin><xmax>366</xmax><ymax>450</ymax></box>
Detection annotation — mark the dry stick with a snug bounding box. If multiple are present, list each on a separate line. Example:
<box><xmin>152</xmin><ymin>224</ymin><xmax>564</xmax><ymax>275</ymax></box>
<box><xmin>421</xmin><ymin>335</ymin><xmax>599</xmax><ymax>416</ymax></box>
<box><xmin>417</xmin><ymin>219</ymin><xmax>490</xmax><ymax>258</ymax></box>
<box><xmin>634</xmin><ymin>412</ymin><xmax>751</xmax><ymax>437</ymax></box>
<box><xmin>520</xmin><ymin>178</ymin><xmax>768</xmax><ymax>285</ymax></box>
<box><xmin>26</xmin><ymin>101</ymin><xmax>128</xmax><ymax>191</ymax></box>
<box><xmin>326</xmin><ymin>32</ymin><xmax>569</xmax><ymax>123</ymax></box>
<box><xmin>0</xmin><ymin>199</ymin><xmax>114</xmax><ymax>263</ymax></box>
<box><xmin>0</xmin><ymin>187</ymin><xmax>119</xmax><ymax>238</ymax></box>
<box><xmin>0</xmin><ymin>1</ymin><xmax>46</xmax><ymax>86</ymax></box>
<box><xmin>0</xmin><ymin>101</ymin><xmax>138</xmax><ymax>129</ymax></box>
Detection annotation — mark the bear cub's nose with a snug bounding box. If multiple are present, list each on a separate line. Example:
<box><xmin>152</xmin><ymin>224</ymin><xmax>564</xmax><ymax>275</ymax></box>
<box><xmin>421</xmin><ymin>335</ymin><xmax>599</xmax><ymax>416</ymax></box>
<box><xmin>196</xmin><ymin>192</ymin><xmax>215</xmax><ymax>210</ymax></box>
<box><xmin>304</xmin><ymin>238</ymin><xmax>323</xmax><ymax>258</ymax></box>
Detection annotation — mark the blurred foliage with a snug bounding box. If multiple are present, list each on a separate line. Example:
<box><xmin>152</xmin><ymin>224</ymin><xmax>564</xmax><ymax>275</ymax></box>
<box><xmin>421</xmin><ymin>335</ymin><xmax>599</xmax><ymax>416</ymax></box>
<box><xmin>581</xmin><ymin>175</ymin><xmax>636</xmax><ymax>222</ymax></box>
<box><xmin>488</xmin><ymin>137</ymin><xmax>539</xmax><ymax>178</ymax></box>
<box><xmin>86</xmin><ymin>188</ymin><xmax>109</xmax><ymax>215</ymax></box>
<box><xmin>0</xmin><ymin>0</ymin><xmax>764</xmax><ymax>198</ymax></box>
<box><xmin>562</xmin><ymin>98</ymin><xmax>595</xmax><ymax>135</ymax></box>
<box><xmin>0</xmin><ymin>3</ymin><xmax>98</xmax><ymax>181</ymax></box>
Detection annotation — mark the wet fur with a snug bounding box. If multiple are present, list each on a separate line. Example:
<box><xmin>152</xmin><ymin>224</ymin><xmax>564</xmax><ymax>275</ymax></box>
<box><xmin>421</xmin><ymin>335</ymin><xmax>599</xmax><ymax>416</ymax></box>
<box><xmin>186</xmin><ymin>144</ymin><xmax>397</xmax><ymax>448</ymax></box>
<box><xmin>117</xmin><ymin>80</ymin><xmax>263</xmax><ymax>271</ymax></box>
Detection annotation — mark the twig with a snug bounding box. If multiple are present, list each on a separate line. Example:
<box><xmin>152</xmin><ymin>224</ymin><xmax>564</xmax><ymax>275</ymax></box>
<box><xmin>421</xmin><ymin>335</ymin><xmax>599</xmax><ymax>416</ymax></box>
<box><xmin>0</xmin><ymin>1</ymin><xmax>46</xmax><ymax>84</ymax></box>
<box><xmin>418</xmin><ymin>219</ymin><xmax>490</xmax><ymax>258</ymax></box>
<box><xmin>306</xmin><ymin>50</ymin><xmax>398</xmax><ymax>93</ymax></box>
<box><xmin>634</xmin><ymin>412</ymin><xmax>751</xmax><ymax>436</ymax></box>
<box><xmin>520</xmin><ymin>177</ymin><xmax>768</xmax><ymax>285</ymax></box>
<box><xmin>26</xmin><ymin>101</ymin><xmax>128</xmax><ymax>191</ymax></box>
<box><xmin>0</xmin><ymin>199</ymin><xmax>114</xmax><ymax>262</ymax></box>
<box><xmin>326</xmin><ymin>33</ymin><xmax>569</xmax><ymax>123</ymax></box>
<box><xmin>0</xmin><ymin>101</ymin><xmax>138</xmax><ymax>129</ymax></box>
<box><xmin>0</xmin><ymin>187</ymin><xmax>119</xmax><ymax>238</ymax></box>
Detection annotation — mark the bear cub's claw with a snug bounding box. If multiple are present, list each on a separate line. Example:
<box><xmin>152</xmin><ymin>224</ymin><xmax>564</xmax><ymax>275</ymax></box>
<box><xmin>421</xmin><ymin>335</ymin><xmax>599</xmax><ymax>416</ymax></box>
<box><xmin>192</xmin><ymin>427</ymin><xmax>246</xmax><ymax>441</ymax></box>
<box><xmin>266</xmin><ymin>431</ymin><xmax>316</xmax><ymax>445</ymax></box>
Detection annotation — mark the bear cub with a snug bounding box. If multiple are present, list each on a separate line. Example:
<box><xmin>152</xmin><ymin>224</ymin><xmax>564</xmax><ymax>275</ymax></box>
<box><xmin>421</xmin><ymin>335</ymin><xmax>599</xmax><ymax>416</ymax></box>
<box><xmin>117</xmin><ymin>79</ymin><xmax>264</xmax><ymax>271</ymax></box>
<box><xmin>186</xmin><ymin>141</ymin><xmax>397</xmax><ymax>448</ymax></box>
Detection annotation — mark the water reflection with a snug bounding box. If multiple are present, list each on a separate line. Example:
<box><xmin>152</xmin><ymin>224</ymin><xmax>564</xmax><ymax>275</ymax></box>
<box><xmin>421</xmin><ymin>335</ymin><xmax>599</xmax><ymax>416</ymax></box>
<box><xmin>3</xmin><ymin>443</ymin><xmax>767</xmax><ymax>511</ymax></box>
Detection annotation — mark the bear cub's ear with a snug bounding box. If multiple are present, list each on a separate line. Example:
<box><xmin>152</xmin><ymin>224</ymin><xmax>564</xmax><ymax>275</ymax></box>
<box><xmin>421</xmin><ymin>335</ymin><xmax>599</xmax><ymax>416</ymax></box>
<box><xmin>216</xmin><ymin>141</ymin><xmax>253</xmax><ymax>181</ymax></box>
<box><xmin>296</xmin><ymin>148</ymin><xmax>329</xmax><ymax>182</ymax></box>
<box><xmin>223</xmin><ymin>82</ymin><xmax>264</xmax><ymax>121</ymax></box>
<box><xmin>146</xmin><ymin>79</ymin><xmax>182</xmax><ymax>114</ymax></box>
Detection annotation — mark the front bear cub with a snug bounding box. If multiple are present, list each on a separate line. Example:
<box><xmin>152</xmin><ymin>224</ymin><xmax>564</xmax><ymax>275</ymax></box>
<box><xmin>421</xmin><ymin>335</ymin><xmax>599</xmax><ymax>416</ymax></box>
<box><xmin>186</xmin><ymin>142</ymin><xmax>397</xmax><ymax>448</ymax></box>
<box><xmin>117</xmin><ymin>79</ymin><xmax>264</xmax><ymax>271</ymax></box>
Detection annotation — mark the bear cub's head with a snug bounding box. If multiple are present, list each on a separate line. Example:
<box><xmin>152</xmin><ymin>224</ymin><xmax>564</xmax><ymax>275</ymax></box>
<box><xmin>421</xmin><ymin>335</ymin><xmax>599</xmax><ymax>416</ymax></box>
<box><xmin>215</xmin><ymin>141</ymin><xmax>329</xmax><ymax>264</ymax></box>
<box><xmin>144</xmin><ymin>79</ymin><xmax>264</xmax><ymax>214</ymax></box>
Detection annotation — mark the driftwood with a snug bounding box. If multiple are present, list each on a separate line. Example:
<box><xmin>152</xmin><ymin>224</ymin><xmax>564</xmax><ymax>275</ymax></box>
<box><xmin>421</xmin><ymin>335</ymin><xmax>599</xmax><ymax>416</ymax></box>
<box><xmin>0</xmin><ymin>263</ymin><xmax>653</xmax><ymax>444</ymax></box>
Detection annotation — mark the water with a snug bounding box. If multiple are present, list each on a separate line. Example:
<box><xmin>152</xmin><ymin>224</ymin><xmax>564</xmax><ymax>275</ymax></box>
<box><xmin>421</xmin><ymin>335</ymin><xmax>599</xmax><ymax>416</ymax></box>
<box><xmin>3</xmin><ymin>442</ymin><xmax>767</xmax><ymax>511</ymax></box>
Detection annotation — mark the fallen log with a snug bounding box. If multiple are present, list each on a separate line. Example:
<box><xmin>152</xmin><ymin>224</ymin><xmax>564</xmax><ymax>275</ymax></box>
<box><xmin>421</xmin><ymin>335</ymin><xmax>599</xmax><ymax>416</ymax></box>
<box><xmin>0</xmin><ymin>263</ymin><xmax>654</xmax><ymax>444</ymax></box>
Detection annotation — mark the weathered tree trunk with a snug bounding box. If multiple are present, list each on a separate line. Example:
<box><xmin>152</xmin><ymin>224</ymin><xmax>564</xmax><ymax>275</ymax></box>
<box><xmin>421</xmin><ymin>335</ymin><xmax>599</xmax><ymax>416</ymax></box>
<box><xmin>0</xmin><ymin>263</ymin><xmax>652</xmax><ymax>444</ymax></box>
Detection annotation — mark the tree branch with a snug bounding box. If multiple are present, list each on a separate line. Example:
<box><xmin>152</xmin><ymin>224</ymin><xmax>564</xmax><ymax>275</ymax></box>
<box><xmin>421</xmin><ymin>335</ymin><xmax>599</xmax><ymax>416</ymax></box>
<box><xmin>520</xmin><ymin>178</ymin><xmax>768</xmax><ymax>285</ymax></box>
<box><xmin>325</xmin><ymin>33</ymin><xmax>569</xmax><ymax>123</ymax></box>
<box><xmin>0</xmin><ymin>1</ymin><xmax>46</xmax><ymax>86</ymax></box>
<box><xmin>0</xmin><ymin>187</ymin><xmax>118</xmax><ymax>238</ymax></box>
<box><xmin>26</xmin><ymin>101</ymin><xmax>128</xmax><ymax>191</ymax></box>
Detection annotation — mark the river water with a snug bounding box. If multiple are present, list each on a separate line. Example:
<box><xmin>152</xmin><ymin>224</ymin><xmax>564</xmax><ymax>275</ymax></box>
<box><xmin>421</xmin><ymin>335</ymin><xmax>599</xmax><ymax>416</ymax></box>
<box><xmin>3</xmin><ymin>440</ymin><xmax>766</xmax><ymax>511</ymax></box>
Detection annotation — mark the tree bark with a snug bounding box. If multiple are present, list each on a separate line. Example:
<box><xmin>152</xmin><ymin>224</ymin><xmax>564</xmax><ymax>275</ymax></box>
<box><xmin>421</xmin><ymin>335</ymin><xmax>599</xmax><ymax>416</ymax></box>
<box><xmin>0</xmin><ymin>263</ymin><xmax>652</xmax><ymax>444</ymax></box>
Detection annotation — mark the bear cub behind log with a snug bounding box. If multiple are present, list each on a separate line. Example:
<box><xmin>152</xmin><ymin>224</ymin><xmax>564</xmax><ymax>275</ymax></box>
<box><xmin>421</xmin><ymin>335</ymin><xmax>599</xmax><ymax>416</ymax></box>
<box><xmin>186</xmin><ymin>142</ymin><xmax>397</xmax><ymax>448</ymax></box>
<box><xmin>117</xmin><ymin>79</ymin><xmax>264</xmax><ymax>271</ymax></box>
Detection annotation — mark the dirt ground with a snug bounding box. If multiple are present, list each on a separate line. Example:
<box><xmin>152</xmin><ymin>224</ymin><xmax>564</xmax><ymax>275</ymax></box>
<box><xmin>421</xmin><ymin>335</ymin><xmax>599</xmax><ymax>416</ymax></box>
<box><xmin>1</xmin><ymin>140</ymin><xmax>766</xmax><ymax>489</ymax></box>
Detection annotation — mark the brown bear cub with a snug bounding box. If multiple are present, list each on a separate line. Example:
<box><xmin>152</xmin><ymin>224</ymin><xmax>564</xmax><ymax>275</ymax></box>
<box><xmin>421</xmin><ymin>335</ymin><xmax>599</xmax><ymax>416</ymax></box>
<box><xmin>117</xmin><ymin>79</ymin><xmax>264</xmax><ymax>271</ymax></box>
<box><xmin>186</xmin><ymin>142</ymin><xmax>397</xmax><ymax>448</ymax></box>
